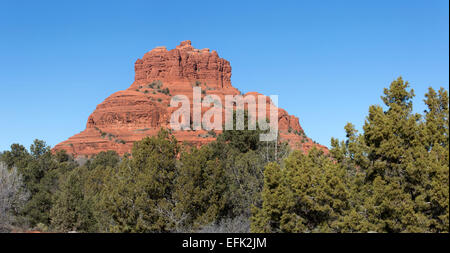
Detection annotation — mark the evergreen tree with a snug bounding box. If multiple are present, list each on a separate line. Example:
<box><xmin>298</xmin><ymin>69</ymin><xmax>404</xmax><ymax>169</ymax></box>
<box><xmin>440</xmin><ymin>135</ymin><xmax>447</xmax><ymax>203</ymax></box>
<box><xmin>2</xmin><ymin>140</ymin><xmax>59</xmax><ymax>227</ymax></box>
<box><xmin>251</xmin><ymin>149</ymin><xmax>350</xmax><ymax>232</ymax></box>
<box><xmin>99</xmin><ymin>129</ymin><xmax>179</xmax><ymax>232</ymax></box>
<box><xmin>330</xmin><ymin>78</ymin><xmax>449</xmax><ymax>232</ymax></box>
<box><xmin>174</xmin><ymin>145</ymin><xmax>227</xmax><ymax>231</ymax></box>
<box><xmin>50</xmin><ymin>169</ymin><xmax>95</xmax><ymax>232</ymax></box>
<box><xmin>253</xmin><ymin>77</ymin><xmax>449</xmax><ymax>233</ymax></box>
<box><xmin>423</xmin><ymin>87</ymin><xmax>449</xmax><ymax>232</ymax></box>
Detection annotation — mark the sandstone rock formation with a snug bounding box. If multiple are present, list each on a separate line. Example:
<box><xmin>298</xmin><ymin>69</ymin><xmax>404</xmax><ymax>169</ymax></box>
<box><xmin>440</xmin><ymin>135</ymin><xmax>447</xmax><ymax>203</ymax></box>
<box><xmin>54</xmin><ymin>41</ymin><xmax>328</xmax><ymax>157</ymax></box>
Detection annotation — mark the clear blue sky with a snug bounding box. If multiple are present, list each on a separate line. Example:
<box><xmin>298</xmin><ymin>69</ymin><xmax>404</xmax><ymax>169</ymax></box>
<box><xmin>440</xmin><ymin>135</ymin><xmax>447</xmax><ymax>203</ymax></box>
<box><xmin>0</xmin><ymin>0</ymin><xmax>448</xmax><ymax>152</ymax></box>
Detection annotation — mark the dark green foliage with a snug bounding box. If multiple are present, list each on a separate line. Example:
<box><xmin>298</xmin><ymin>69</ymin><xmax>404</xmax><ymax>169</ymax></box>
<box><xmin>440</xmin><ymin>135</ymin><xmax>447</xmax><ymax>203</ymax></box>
<box><xmin>86</xmin><ymin>151</ymin><xmax>120</xmax><ymax>171</ymax></box>
<box><xmin>217</xmin><ymin>111</ymin><xmax>262</xmax><ymax>153</ymax></box>
<box><xmin>1</xmin><ymin>77</ymin><xmax>447</xmax><ymax>233</ymax></box>
<box><xmin>251</xmin><ymin>148</ymin><xmax>350</xmax><ymax>232</ymax></box>
<box><xmin>148</xmin><ymin>80</ymin><xmax>163</xmax><ymax>89</ymax></box>
<box><xmin>207</xmin><ymin>129</ymin><xmax>217</xmax><ymax>137</ymax></box>
<box><xmin>252</xmin><ymin>77</ymin><xmax>449</xmax><ymax>233</ymax></box>
<box><xmin>1</xmin><ymin>140</ymin><xmax>59</xmax><ymax>227</ymax></box>
<box><xmin>1</xmin><ymin>144</ymin><xmax>29</xmax><ymax>170</ymax></box>
<box><xmin>50</xmin><ymin>169</ymin><xmax>96</xmax><ymax>232</ymax></box>
<box><xmin>293</xmin><ymin>129</ymin><xmax>305</xmax><ymax>137</ymax></box>
<box><xmin>115</xmin><ymin>139</ymin><xmax>126</xmax><ymax>144</ymax></box>
<box><xmin>161</xmin><ymin>87</ymin><xmax>170</xmax><ymax>95</ymax></box>
<box><xmin>175</xmin><ymin>145</ymin><xmax>228</xmax><ymax>230</ymax></box>
<box><xmin>99</xmin><ymin>129</ymin><xmax>180</xmax><ymax>232</ymax></box>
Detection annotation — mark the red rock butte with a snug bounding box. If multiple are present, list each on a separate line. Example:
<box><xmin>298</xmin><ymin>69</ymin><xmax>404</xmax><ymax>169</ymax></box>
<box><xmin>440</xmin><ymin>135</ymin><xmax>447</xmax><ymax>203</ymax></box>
<box><xmin>53</xmin><ymin>40</ymin><xmax>328</xmax><ymax>157</ymax></box>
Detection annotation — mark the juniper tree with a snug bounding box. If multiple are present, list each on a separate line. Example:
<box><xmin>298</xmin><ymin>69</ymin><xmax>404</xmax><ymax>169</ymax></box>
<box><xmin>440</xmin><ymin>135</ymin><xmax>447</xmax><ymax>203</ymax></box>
<box><xmin>252</xmin><ymin>77</ymin><xmax>449</xmax><ymax>233</ymax></box>
<box><xmin>251</xmin><ymin>148</ymin><xmax>350</xmax><ymax>232</ymax></box>
<box><xmin>50</xmin><ymin>169</ymin><xmax>95</xmax><ymax>232</ymax></box>
<box><xmin>99</xmin><ymin>129</ymin><xmax>179</xmax><ymax>232</ymax></box>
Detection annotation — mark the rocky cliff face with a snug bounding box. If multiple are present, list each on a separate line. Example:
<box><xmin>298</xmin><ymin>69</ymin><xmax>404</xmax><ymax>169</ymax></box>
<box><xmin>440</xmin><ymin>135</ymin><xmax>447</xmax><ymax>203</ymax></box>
<box><xmin>53</xmin><ymin>41</ymin><xmax>328</xmax><ymax>157</ymax></box>
<box><xmin>133</xmin><ymin>40</ymin><xmax>232</xmax><ymax>89</ymax></box>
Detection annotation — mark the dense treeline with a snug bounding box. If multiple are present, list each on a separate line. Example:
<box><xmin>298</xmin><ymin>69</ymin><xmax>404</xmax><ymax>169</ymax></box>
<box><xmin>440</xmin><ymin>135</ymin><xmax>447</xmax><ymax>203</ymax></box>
<box><xmin>252</xmin><ymin>78</ymin><xmax>449</xmax><ymax>233</ymax></box>
<box><xmin>0</xmin><ymin>114</ymin><xmax>287</xmax><ymax>232</ymax></box>
<box><xmin>0</xmin><ymin>78</ymin><xmax>448</xmax><ymax>233</ymax></box>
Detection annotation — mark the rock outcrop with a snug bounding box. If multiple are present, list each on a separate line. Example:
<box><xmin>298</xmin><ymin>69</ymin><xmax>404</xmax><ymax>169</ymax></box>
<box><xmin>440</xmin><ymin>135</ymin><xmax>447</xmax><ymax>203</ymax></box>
<box><xmin>54</xmin><ymin>41</ymin><xmax>328</xmax><ymax>157</ymax></box>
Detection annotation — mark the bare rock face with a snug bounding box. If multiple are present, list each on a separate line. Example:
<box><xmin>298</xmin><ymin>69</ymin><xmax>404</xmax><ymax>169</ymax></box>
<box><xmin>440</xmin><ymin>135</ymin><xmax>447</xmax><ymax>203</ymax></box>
<box><xmin>133</xmin><ymin>40</ymin><xmax>232</xmax><ymax>90</ymax></box>
<box><xmin>54</xmin><ymin>41</ymin><xmax>328</xmax><ymax>157</ymax></box>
